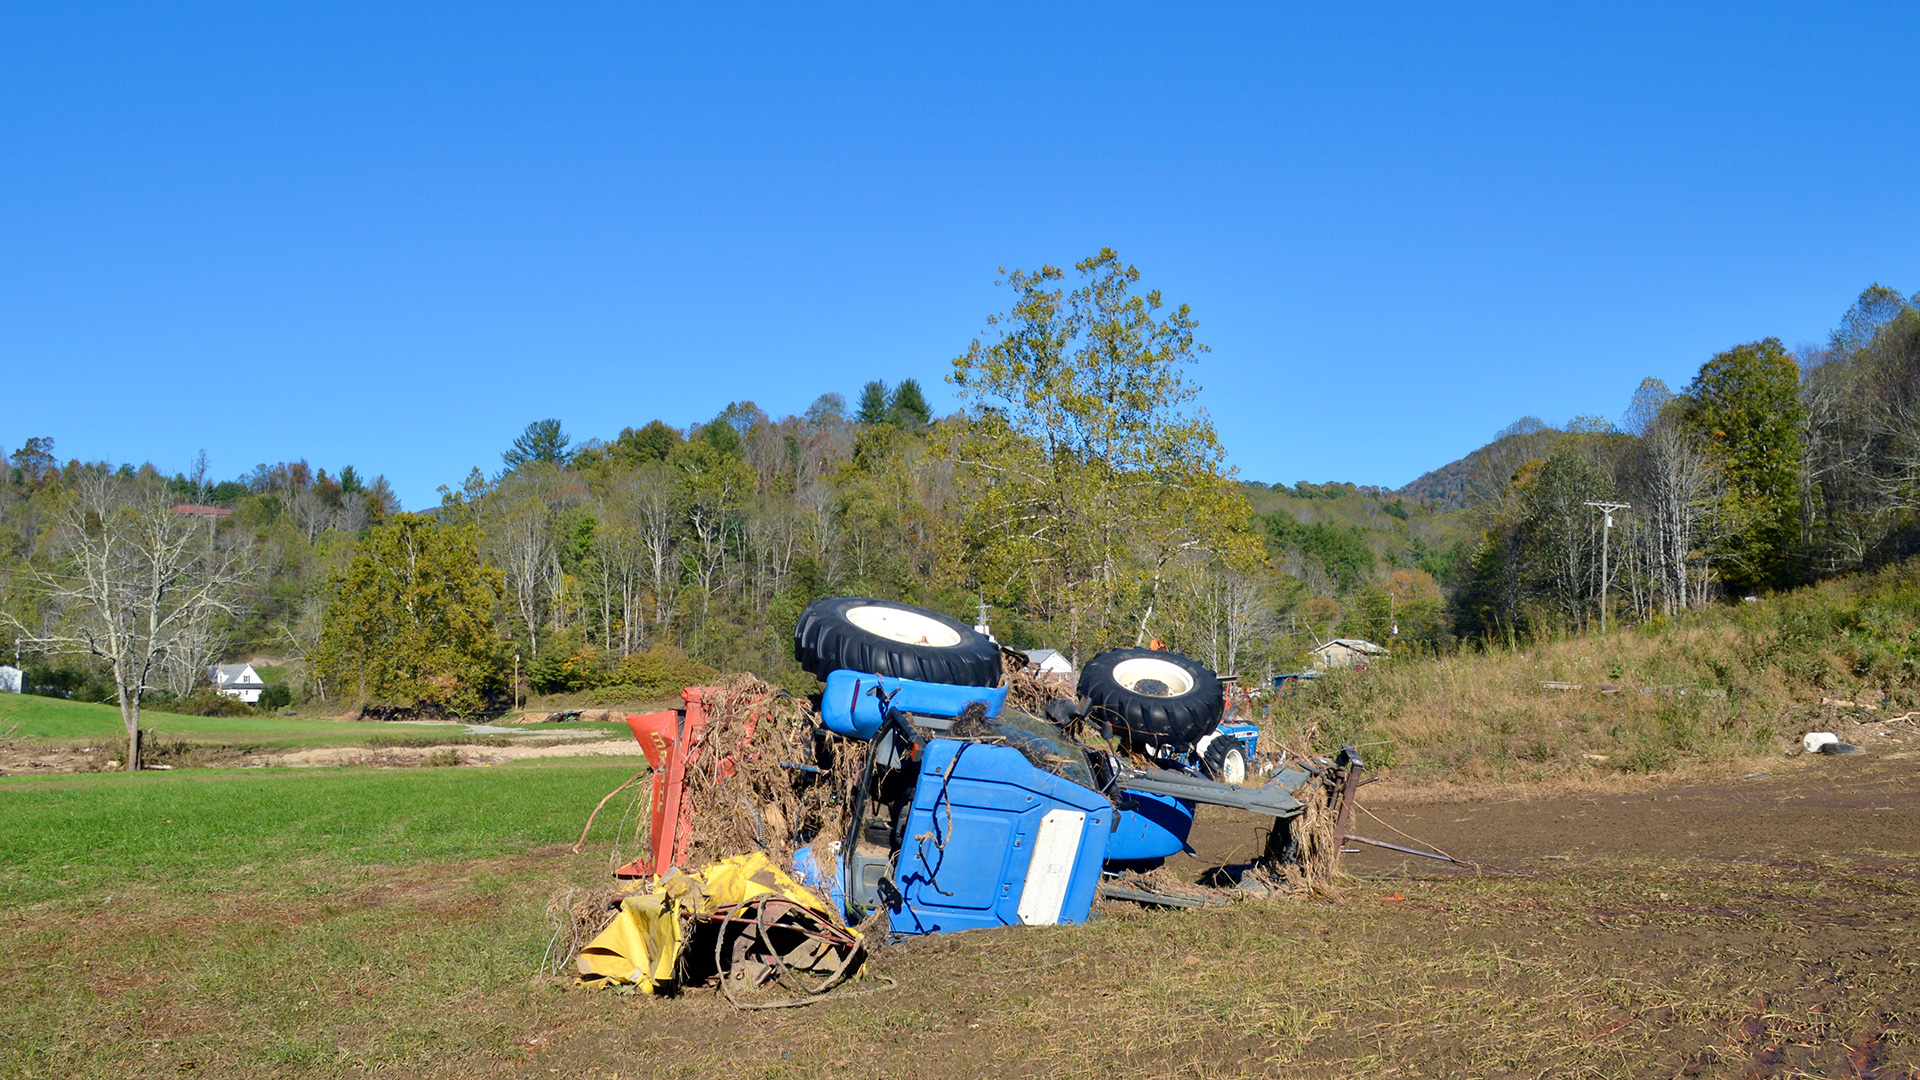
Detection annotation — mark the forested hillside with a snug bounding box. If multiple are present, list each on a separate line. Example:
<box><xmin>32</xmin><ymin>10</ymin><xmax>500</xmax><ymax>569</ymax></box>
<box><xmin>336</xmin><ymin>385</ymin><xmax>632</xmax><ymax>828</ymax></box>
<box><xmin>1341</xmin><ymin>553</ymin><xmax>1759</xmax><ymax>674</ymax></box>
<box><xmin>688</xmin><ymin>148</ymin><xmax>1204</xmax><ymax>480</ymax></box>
<box><xmin>4</xmin><ymin>267</ymin><xmax>1918</xmax><ymax>726</ymax></box>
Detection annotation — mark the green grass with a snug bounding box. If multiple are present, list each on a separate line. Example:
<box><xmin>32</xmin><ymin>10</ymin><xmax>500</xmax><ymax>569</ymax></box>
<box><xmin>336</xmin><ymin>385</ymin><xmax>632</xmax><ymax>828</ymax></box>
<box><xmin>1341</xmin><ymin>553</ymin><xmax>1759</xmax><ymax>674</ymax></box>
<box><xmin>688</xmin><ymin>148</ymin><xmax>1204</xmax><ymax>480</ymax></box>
<box><xmin>0</xmin><ymin>759</ymin><xmax>646</xmax><ymax>1079</ymax></box>
<box><xmin>0</xmin><ymin>758</ymin><xmax>641</xmax><ymax>905</ymax></box>
<box><xmin>0</xmin><ymin>692</ymin><xmax>629</xmax><ymax>750</ymax></box>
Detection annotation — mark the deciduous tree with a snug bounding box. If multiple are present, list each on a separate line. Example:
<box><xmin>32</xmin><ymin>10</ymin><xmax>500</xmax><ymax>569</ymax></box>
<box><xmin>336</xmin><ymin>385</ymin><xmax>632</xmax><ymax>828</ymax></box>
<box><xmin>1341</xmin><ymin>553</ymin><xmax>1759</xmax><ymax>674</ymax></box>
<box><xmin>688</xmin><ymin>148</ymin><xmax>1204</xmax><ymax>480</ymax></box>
<box><xmin>1686</xmin><ymin>338</ymin><xmax>1805</xmax><ymax>591</ymax></box>
<box><xmin>947</xmin><ymin>248</ymin><xmax>1257</xmax><ymax>659</ymax></box>
<box><xmin>9</xmin><ymin>473</ymin><xmax>254</xmax><ymax>769</ymax></box>
<box><xmin>313</xmin><ymin>513</ymin><xmax>503</xmax><ymax>716</ymax></box>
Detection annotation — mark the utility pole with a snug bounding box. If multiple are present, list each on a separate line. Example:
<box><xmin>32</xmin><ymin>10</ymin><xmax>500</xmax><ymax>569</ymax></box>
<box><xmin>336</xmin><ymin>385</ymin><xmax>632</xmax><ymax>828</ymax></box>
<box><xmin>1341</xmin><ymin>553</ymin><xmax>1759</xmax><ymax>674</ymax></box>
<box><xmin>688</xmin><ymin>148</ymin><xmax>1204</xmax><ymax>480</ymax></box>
<box><xmin>512</xmin><ymin>652</ymin><xmax>521</xmax><ymax>711</ymax></box>
<box><xmin>1585</xmin><ymin>502</ymin><xmax>1631</xmax><ymax>633</ymax></box>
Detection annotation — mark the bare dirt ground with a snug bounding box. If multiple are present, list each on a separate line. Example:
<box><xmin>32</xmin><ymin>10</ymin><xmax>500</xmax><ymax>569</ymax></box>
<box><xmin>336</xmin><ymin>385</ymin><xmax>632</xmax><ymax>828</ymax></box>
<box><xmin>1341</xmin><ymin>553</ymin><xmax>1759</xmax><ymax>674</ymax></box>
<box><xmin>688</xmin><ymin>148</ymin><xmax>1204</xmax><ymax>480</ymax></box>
<box><xmin>263</xmin><ymin>739</ymin><xmax>644</xmax><ymax>767</ymax></box>
<box><xmin>515</xmin><ymin>745</ymin><xmax>1919</xmax><ymax>1080</ymax></box>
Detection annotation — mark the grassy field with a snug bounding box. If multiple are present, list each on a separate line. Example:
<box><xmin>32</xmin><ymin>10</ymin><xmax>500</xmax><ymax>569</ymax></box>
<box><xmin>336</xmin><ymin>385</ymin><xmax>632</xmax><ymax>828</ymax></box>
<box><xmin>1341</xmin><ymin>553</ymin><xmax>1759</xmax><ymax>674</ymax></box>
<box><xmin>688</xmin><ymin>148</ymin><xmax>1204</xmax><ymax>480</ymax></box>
<box><xmin>5</xmin><ymin>569</ymin><xmax>1918</xmax><ymax>1075</ymax></box>
<box><xmin>3</xmin><ymin>753</ymin><xmax>1913</xmax><ymax>1078</ymax></box>
<box><xmin>0</xmin><ymin>758</ymin><xmax>644</xmax><ymax>1077</ymax></box>
<box><xmin>0</xmin><ymin>693</ymin><xmax>629</xmax><ymax>751</ymax></box>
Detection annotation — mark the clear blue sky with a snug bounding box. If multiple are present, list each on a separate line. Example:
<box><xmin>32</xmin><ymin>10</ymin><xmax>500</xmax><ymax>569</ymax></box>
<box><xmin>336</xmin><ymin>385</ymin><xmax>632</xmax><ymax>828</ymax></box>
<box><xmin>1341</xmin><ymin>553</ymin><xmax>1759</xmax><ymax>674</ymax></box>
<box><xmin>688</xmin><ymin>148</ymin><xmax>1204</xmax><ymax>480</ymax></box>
<box><xmin>5</xmin><ymin>4</ymin><xmax>1916</xmax><ymax>507</ymax></box>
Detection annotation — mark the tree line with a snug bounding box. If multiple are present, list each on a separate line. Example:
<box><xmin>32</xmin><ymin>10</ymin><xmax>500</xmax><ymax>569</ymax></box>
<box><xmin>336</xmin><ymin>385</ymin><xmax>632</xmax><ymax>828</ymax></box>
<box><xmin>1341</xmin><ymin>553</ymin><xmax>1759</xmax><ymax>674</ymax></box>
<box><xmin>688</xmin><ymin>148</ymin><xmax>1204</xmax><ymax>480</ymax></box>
<box><xmin>1449</xmin><ymin>284</ymin><xmax>1920</xmax><ymax>638</ymax></box>
<box><xmin>4</xmin><ymin>265</ymin><xmax>1917</xmax><ymax>759</ymax></box>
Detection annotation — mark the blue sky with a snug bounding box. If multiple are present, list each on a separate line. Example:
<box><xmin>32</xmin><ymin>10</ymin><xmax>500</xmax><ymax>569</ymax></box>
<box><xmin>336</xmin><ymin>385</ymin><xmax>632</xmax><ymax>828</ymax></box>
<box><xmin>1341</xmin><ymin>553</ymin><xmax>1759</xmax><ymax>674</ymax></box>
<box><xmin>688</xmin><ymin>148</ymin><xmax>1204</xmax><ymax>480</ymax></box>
<box><xmin>4</xmin><ymin>4</ymin><xmax>1916</xmax><ymax>507</ymax></box>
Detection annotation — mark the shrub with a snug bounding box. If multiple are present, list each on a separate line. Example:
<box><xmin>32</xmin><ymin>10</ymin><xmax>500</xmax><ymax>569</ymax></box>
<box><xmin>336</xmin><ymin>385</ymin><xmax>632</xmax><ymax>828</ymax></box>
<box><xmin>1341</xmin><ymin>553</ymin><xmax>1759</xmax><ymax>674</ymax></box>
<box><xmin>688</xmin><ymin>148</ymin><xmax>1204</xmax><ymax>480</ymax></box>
<box><xmin>610</xmin><ymin>644</ymin><xmax>720</xmax><ymax>698</ymax></box>
<box><xmin>176</xmin><ymin>690</ymin><xmax>257</xmax><ymax>717</ymax></box>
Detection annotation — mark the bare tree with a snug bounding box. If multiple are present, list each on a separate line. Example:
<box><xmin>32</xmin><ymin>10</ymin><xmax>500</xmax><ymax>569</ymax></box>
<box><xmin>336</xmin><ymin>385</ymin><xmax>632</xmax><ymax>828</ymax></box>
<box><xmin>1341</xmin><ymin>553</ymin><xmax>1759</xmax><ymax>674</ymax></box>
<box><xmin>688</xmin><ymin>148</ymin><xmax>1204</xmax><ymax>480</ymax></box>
<box><xmin>486</xmin><ymin>471</ymin><xmax>565</xmax><ymax>655</ymax></box>
<box><xmin>8</xmin><ymin>474</ymin><xmax>252</xmax><ymax>770</ymax></box>
<box><xmin>627</xmin><ymin>462</ymin><xmax>681</xmax><ymax>640</ymax></box>
<box><xmin>188</xmin><ymin>449</ymin><xmax>211</xmax><ymax>503</ymax></box>
<box><xmin>1639</xmin><ymin>413</ymin><xmax>1720</xmax><ymax>613</ymax></box>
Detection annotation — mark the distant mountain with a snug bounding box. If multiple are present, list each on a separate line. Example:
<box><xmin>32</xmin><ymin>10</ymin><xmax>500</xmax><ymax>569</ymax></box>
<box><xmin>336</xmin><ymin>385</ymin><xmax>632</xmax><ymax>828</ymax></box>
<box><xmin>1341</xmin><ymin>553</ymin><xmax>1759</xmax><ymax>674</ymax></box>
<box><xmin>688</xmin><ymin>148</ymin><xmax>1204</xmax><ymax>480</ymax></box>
<box><xmin>1395</xmin><ymin>419</ymin><xmax>1565</xmax><ymax>512</ymax></box>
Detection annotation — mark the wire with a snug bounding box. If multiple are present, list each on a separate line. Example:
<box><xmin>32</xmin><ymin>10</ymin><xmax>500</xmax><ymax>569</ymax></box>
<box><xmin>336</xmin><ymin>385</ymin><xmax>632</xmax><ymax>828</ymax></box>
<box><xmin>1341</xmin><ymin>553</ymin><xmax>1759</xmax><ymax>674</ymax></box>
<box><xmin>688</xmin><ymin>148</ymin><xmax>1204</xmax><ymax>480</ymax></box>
<box><xmin>1353</xmin><ymin>800</ymin><xmax>1465</xmax><ymax>865</ymax></box>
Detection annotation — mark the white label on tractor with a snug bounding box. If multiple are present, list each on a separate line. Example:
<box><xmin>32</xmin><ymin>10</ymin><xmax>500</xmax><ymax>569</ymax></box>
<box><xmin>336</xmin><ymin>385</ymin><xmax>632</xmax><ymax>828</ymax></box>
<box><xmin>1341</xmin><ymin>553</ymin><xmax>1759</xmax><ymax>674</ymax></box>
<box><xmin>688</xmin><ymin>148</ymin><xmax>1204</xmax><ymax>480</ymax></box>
<box><xmin>1016</xmin><ymin>809</ymin><xmax>1086</xmax><ymax>925</ymax></box>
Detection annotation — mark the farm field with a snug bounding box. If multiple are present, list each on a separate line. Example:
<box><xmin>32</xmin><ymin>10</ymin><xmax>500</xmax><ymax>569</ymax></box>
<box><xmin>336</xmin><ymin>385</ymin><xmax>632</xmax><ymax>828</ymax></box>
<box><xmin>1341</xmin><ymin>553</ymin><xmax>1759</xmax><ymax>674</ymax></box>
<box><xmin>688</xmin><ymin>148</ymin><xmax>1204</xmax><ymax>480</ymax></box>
<box><xmin>2</xmin><ymin>746</ymin><xmax>1914</xmax><ymax>1078</ymax></box>
<box><xmin>0</xmin><ymin>693</ymin><xmax>632</xmax><ymax>756</ymax></box>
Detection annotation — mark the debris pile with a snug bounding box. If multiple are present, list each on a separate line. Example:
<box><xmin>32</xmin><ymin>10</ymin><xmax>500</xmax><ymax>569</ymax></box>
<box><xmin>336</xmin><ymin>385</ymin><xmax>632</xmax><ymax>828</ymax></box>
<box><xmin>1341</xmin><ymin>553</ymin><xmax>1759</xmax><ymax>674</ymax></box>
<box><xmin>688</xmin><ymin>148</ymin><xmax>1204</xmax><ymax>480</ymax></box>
<box><xmin>575</xmin><ymin>852</ymin><xmax>877</xmax><ymax>1008</ymax></box>
<box><xmin>558</xmin><ymin>597</ymin><xmax>1377</xmax><ymax>1007</ymax></box>
<box><xmin>668</xmin><ymin>676</ymin><xmax>856</xmax><ymax>868</ymax></box>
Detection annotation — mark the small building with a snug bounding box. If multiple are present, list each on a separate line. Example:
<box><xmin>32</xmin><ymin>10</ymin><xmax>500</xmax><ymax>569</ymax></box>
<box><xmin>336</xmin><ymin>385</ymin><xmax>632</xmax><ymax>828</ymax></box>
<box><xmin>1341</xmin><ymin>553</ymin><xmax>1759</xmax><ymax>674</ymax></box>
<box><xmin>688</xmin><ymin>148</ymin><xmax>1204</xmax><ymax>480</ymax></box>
<box><xmin>172</xmin><ymin>504</ymin><xmax>234</xmax><ymax>521</ymax></box>
<box><xmin>1022</xmin><ymin>648</ymin><xmax>1074</xmax><ymax>678</ymax></box>
<box><xmin>0</xmin><ymin>665</ymin><xmax>21</xmax><ymax>694</ymax></box>
<box><xmin>1310</xmin><ymin>638</ymin><xmax>1388</xmax><ymax>671</ymax></box>
<box><xmin>210</xmin><ymin>663</ymin><xmax>265</xmax><ymax>703</ymax></box>
<box><xmin>1020</xmin><ymin>648</ymin><xmax>1075</xmax><ymax>689</ymax></box>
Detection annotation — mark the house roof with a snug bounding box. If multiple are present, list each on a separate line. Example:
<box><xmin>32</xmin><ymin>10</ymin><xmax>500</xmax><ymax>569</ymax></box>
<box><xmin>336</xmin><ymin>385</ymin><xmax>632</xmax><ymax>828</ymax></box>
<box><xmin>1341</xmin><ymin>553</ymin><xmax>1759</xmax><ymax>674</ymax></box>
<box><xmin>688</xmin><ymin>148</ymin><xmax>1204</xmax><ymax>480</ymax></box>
<box><xmin>212</xmin><ymin>663</ymin><xmax>263</xmax><ymax>686</ymax></box>
<box><xmin>1313</xmin><ymin>638</ymin><xmax>1388</xmax><ymax>655</ymax></box>
<box><xmin>173</xmin><ymin>504</ymin><xmax>234</xmax><ymax>519</ymax></box>
<box><xmin>1022</xmin><ymin>648</ymin><xmax>1073</xmax><ymax>670</ymax></box>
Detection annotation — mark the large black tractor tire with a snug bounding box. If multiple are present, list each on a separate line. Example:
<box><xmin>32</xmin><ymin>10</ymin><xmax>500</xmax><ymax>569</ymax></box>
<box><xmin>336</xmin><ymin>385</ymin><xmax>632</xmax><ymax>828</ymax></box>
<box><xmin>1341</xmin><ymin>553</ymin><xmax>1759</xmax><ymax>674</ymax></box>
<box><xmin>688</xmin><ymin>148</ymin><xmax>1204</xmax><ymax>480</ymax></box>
<box><xmin>793</xmin><ymin>597</ymin><xmax>1003</xmax><ymax>687</ymax></box>
<box><xmin>1077</xmin><ymin>648</ymin><xmax>1224</xmax><ymax>748</ymax></box>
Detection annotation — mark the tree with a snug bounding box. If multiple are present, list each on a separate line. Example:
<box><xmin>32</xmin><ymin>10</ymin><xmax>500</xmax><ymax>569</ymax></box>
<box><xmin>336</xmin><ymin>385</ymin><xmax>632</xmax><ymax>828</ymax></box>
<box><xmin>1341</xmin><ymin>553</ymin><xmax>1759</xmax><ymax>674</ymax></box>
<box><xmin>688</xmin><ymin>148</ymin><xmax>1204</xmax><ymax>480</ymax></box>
<box><xmin>312</xmin><ymin>513</ymin><xmax>504</xmax><ymax>716</ymax></box>
<box><xmin>1621</xmin><ymin>377</ymin><xmax>1673</xmax><ymax>437</ymax></box>
<box><xmin>502</xmin><ymin>419</ymin><xmax>575</xmax><ymax>470</ymax></box>
<box><xmin>486</xmin><ymin>467</ymin><xmax>565</xmax><ymax>655</ymax></box>
<box><xmin>615</xmin><ymin>420</ymin><xmax>683</xmax><ymax>464</ymax></box>
<box><xmin>804</xmin><ymin>393</ymin><xmax>847</xmax><ymax>426</ymax></box>
<box><xmin>947</xmin><ymin>248</ymin><xmax>1257</xmax><ymax>659</ymax></box>
<box><xmin>1382</xmin><ymin>568</ymin><xmax>1447</xmax><ymax>651</ymax></box>
<box><xmin>1829</xmin><ymin>283</ymin><xmax>1911</xmax><ymax>355</ymax></box>
<box><xmin>11</xmin><ymin>437</ymin><xmax>56</xmax><ymax>483</ymax></box>
<box><xmin>9</xmin><ymin>473</ymin><xmax>253</xmax><ymax>770</ymax></box>
<box><xmin>1633</xmin><ymin>405</ymin><xmax>1720</xmax><ymax>613</ymax></box>
<box><xmin>1264</xmin><ymin>516</ymin><xmax>1374</xmax><ymax>593</ymax></box>
<box><xmin>888</xmin><ymin>378</ymin><xmax>932</xmax><ymax>429</ymax></box>
<box><xmin>856</xmin><ymin>381</ymin><xmax>891</xmax><ymax>425</ymax></box>
<box><xmin>1516</xmin><ymin>450</ymin><xmax>1613</xmax><ymax>628</ymax></box>
<box><xmin>1686</xmin><ymin>338</ymin><xmax>1805</xmax><ymax>591</ymax></box>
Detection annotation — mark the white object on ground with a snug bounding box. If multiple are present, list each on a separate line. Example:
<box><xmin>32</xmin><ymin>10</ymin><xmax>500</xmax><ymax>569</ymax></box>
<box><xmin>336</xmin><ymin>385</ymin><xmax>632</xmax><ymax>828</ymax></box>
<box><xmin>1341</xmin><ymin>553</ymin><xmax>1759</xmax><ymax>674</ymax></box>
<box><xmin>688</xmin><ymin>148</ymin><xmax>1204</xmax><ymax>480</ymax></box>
<box><xmin>1803</xmin><ymin>732</ymin><xmax>1839</xmax><ymax>753</ymax></box>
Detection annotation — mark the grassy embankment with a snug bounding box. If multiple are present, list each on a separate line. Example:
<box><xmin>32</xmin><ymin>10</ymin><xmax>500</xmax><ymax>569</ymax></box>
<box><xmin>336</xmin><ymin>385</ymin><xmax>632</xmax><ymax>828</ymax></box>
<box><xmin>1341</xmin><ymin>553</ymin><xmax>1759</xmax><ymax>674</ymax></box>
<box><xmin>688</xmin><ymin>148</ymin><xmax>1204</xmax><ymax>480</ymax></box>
<box><xmin>1266</xmin><ymin>560</ymin><xmax>1920</xmax><ymax>781</ymax></box>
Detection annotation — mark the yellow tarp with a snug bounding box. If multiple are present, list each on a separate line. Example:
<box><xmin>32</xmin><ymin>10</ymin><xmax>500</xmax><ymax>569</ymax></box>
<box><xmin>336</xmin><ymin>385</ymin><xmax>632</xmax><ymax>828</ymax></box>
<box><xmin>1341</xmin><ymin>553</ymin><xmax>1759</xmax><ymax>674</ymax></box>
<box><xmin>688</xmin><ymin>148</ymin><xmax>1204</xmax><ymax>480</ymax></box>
<box><xmin>576</xmin><ymin>851</ymin><xmax>841</xmax><ymax>991</ymax></box>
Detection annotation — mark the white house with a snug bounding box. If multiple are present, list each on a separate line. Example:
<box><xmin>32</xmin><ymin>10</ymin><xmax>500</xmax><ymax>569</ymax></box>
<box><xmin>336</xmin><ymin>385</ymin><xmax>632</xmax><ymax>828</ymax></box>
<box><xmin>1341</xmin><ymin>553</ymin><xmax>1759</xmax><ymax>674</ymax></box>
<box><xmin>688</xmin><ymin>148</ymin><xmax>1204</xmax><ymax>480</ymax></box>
<box><xmin>211</xmin><ymin>663</ymin><xmax>265</xmax><ymax>703</ymax></box>
<box><xmin>0</xmin><ymin>665</ymin><xmax>21</xmax><ymax>694</ymax></box>
<box><xmin>1022</xmin><ymin>648</ymin><xmax>1074</xmax><ymax>677</ymax></box>
<box><xmin>1309</xmin><ymin>638</ymin><xmax>1388</xmax><ymax>671</ymax></box>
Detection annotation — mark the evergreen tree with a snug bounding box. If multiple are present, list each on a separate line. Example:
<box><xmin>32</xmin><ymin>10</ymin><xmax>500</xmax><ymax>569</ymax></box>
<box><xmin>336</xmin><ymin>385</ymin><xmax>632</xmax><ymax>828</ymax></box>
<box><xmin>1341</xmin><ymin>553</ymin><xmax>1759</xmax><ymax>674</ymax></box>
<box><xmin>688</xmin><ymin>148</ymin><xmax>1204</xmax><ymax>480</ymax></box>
<box><xmin>502</xmin><ymin>419</ymin><xmax>575</xmax><ymax>470</ymax></box>
<box><xmin>856</xmin><ymin>380</ymin><xmax>891</xmax><ymax>425</ymax></box>
<box><xmin>887</xmin><ymin>378</ymin><xmax>932</xmax><ymax>429</ymax></box>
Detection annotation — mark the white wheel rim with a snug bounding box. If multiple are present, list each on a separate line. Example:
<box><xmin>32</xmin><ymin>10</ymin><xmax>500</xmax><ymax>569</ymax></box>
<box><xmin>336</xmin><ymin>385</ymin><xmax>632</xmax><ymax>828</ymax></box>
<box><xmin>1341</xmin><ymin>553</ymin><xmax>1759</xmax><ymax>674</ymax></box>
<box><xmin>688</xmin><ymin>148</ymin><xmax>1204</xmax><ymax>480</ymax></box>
<box><xmin>845</xmin><ymin>605</ymin><xmax>962</xmax><ymax>647</ymax></box>
<box><xmin>1110</xmin><ymin>657</ymin><xmax>1195</xmax><ymax>697</ymax></box>
<box><xmin>1221</xmin><ymin>749</ymin><xmax>1246</xmax><ymax>785</ymax></box>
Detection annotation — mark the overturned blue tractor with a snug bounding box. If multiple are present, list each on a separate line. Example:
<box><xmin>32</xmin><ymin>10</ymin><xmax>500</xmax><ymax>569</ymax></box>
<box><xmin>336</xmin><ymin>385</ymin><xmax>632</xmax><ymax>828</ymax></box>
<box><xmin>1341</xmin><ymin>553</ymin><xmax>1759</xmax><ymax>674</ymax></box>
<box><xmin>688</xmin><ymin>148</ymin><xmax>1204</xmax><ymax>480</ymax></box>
<box><xmin>783</xmin><ymin>597</ymin><xmax>1361</xmax><ymax>934</ymax></box>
